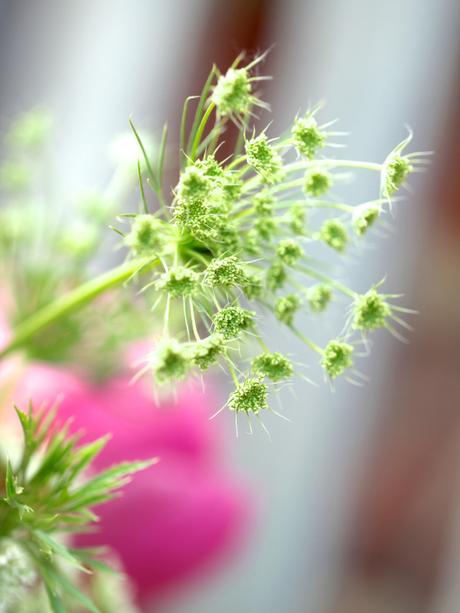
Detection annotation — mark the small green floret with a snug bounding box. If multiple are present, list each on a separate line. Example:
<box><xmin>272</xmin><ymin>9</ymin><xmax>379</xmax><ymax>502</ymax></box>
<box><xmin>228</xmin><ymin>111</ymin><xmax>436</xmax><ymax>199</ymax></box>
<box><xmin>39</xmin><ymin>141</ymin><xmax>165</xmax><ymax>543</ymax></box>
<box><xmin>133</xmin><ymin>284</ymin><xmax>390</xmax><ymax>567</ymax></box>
<box><xmin>205</xmin><ymin>255</ymin><xmax>247</xmax><ymax>287</ymax></box>
<box><xmin>153</xmin><ymin>340</ymin><xmax>191</xmax><ymax>384</ymax></box>
<box><xmin>266</xmin><ymin>261</ymin><xmax>286</xmax><ymax>291</ymax></box>
<box><xmin>245</xmin><ymin>133</ymin><xmax>284</xmax><ymax>184</ymax></box>
<box><xmin>289</xmin><ymin>202</ymin><xmax>306</xmax><ymax>235</ymax></box>
<box><xmin>192</xmin><ymin>334</ymin><xmax>225</xmax><ymax>371</ymax></box>
<box><xmin>253</xmin><ymin>191</ymin><xmax>275</xmax><ymax>216</ymax></box>
<box><xmin>307</xmin><ymin>284</ymin><xmax>332</xmax><ymax>313</ymax></box>
<box><xmin>212</xmin><ymin>67</ymin><xmax>252</xmax><ymax>118</ymax></box>
<box><xmin>125</xmin><ymin>214</ymin><xmax>166</xmax><ymax>256</ymax></box>
<box><xmin>213</xmin><ymin>306</ymin><xmax>254</xmax><ymax>339</ymax></box>
<box><xmin>322</xmin><ymin>340</ymin><xmax>353</xmax><ymax>379</ymax></box>
<box><xmin>276</xmin><ymin>239</ymin><xmax>303</xmax><ymax>266</ymax></box>
<box><xmin>155</xmin><ymin>266</ymin><xmax>200</xmax><ymax>297</ymax></box>
<box><xmin>304</xmin><ymin>169</ymin><xmax>331</xmax><ymax>196</ymax></box>
<box><xmin>319</xmin><ymin>219</ymin><xmax>348</xmax><ymax>252</ymax></box>
<box><xmin>252</xmin><ymin>352</ymin><xmax>293</xmax><ymax>382</ymax></box>
<box><xmin>274</xmin><ymin>294</ymin><xmax>301</xmax><ymax>325</ymax></box>
<box><xmin>353</xmin><ymin>204</ymin><xmax>380</xmax><ymax>235</ymax></box>
<box><xmin>383</xmin><ymin>155</ymin><xmax>413</xmax><ymax>197</ymax></box>
<box><xmin>353</xmin><ymin>288</ymin><xmax>391</xmax><ymax>331</ymax></box>
<box><xmin>243</xmin><ymin>272</ymin><xmax>264</xmax><ymax>300</ymax></box>
<box><xmin>228</xmin><ymin>376</ymin><xmax>268</xmax><ymax>413</ymax></box>
<box><xmin>255</xmin><ymin>216</ymin><xmax>277</xmax><ymax>241</ymax></box>
<box><xmin>292</xmin><ymin>115</ymin><xmax>325</xmax><ymax>159</ymax></box>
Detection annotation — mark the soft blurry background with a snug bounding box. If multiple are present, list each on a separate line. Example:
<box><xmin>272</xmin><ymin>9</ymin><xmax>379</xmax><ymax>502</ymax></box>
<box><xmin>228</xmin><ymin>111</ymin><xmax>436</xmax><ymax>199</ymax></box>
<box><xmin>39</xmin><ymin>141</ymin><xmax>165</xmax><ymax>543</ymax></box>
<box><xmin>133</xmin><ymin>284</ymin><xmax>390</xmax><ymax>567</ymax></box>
<box><xmin>1</xmin><ymin>1</ymin><xmax>460</xmax><ymax>612</ymax></box>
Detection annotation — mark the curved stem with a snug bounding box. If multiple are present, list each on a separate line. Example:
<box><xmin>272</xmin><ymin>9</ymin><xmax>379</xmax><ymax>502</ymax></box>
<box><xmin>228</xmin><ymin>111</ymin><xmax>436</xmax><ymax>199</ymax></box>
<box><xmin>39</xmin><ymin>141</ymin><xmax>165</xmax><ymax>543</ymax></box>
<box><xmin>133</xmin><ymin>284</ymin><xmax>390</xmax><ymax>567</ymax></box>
<box><xmin>189</xmin><ymin>102</ymin><xmax>216</xmax><ymax>161</ymax></box>
<box><xmin>0</xmin><ymin>257</ymin><xmax>157</xmax><ymax>359</ymax></box>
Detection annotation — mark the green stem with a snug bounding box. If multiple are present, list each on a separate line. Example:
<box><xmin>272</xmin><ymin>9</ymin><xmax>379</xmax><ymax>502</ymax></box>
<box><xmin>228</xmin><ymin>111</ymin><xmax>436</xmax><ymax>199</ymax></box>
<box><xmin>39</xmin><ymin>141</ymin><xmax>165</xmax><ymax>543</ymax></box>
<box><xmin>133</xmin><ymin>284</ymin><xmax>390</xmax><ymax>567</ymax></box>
<box><xmin>189</xmin><ymin>102</ymin><xmax>216</xmax><ymax>161</ymax></box>
<box><xmin>296</xmin><ymin>264</ymin><xmax>357</xmax><ymax>299</ymax></box>
<box><xmin>0</xmin><ymin>257</ymin><xmax>157</xmax><ymax>359</ymax></box>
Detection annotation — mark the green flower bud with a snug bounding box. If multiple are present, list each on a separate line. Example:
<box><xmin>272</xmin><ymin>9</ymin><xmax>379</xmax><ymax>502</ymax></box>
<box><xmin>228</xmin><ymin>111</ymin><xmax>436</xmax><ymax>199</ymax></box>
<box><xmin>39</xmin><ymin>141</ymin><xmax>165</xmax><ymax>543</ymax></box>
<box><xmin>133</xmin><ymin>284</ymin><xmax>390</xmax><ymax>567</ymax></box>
<box><xmin>212</xmin><ymin>67</ymin><xmax>252</xmax><ymax>118</ymax></box>
<box><xmin>191</xmin><ymin>334</ymin><xmax>225</xmax><ymax>371</ymax></box>
<box><xmin>321</xmin><ymin>340</ymin><xmax>353</xmax><ymax>378</ymax></box>
<box><xmin>304</xmin><ymin>169</ymin><xmax>331</xmax><ymax>196</ymax></box>
<box><xmin>228</xmin><ymin>376</ymin><xmax>268</xmax><ymax>413</ymax></box>
<box><xmin>152</xmin><ymin>340</ymin><xmax>192</xmax><ymax>385</ymax></box>
<box><xmin>319</xmin><ymin>219</ymin><xmax>348</xmax><ymax>252</ymax></box>
<box><xmin>292</xmin><ymin>115</ymin><xmax>325</xmax><ymax>159</ymax></box>
<box><xmin>383</xmin><ymin>155</ymin><xmax>413</xmax><ymax>197</ymax></box>
<box><xmin>253</xmin><ymin>191</ymin><xmax>275</xmax><ymax>216</ymax></box>
<box><xmin>252</xmin><ymin>351</ymin><xmax>293</xmax><ymax>382</ymax></box>
<box><xmin>205</xmin><ymin>255</ymin><xmax>247</xmax><ymax>287</ymax></box>
<box><xmin>307</xmin><ymin>284</ymin><xmax>332</xmax><ymax>313</ymax></box>
<box><xmin>155</xmin><ymin>266</ymin><xmax>200</xmax><ymax>297</ymax></box>
<box><xmin>274</xmin><ymin>294</ymin><xmax>301</xmax><ymax>325</ymax></box>
<box><xmin>288</xmin><ymin>202</ymin><xmax>306</xmax><ymax>235</ymax></box>
<box><xmin>353</xmin><ymin>288</ymin><xmax>391</xmax><ymax>331</ymax></box>
<box><xmin>266</xmin><ymin>261</ymin><xmax>286</xmax><ymax>291</ymax></box>
<box><xmin>243</xmin><ymin>272</ymin><xmax>264</xmax><ymax>300</ymax></box>
<box><xmin>352</xmin><ymin>203</ymin><xmax>380</xmax><ymax>235</ymax></box>
<box><xmin>245</xmin><ymin>133</ymin><xmax>284</xmax><ymax>184</ymax></box>
<box><xmin>276</xmin><ymin>239</ymin><xmax>304</xmax><ymax>266</ymax></box>
<box><xmin>125</xmin><ymin>214</ymin><xmax>166</xmax><ymax>256</ymax></box>
<box><xmin>213</xmin><ymin>305</ymin><xmax>254</xmax><ymax>339</ymax></box>
<box><xmin>255</xmin><ymin>216</ymin><xmax>277</xmax><ymax>241</ymax></box>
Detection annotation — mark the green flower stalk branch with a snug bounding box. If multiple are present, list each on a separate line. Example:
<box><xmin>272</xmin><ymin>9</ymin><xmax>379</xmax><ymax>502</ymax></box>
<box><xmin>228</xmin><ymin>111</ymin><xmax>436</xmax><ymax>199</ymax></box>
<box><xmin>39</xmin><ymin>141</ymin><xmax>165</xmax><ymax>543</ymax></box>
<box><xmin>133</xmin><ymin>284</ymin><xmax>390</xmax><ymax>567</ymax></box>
<box><xmin>0</xmin><ymin>52</ymin><xmax>425</xmax><ymax>432</ymax></box>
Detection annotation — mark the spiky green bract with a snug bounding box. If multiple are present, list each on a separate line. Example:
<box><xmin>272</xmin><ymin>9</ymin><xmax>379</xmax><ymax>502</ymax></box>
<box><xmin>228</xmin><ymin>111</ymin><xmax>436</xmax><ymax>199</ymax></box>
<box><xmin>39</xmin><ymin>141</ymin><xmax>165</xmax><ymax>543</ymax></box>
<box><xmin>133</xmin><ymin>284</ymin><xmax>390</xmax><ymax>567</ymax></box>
<box><xmin>353</xmin><ymin>288</ymin><xmax>391</xmax><ymax>331</ymax></box>
<box><xmin>252</xmin><ymin>352</ymin><xmax>293</xmax><ymax>382</ymax></box>
<box><xmin>292</xmin><ymin>114</ymin><xmax>325</xmax><ymax>159</ymax></box>
<box><xmin>276</xmin><ymin>239</ymin><xmax>303</xmax><ymax>266</ymax></box>
<box><xmin>307</xmin><ymin>284</ymin><xmax>332</xmax><ymax>313</ymax></box>
<box><xmin>304</xmin><ymin>169</ymin><xmax>331</xmax><ymax>196</ymax></box>
<box><xmin>0</xmin><ymin>405</ymin><xmax>154</xmax><ymax>612</ymax></box>
<box><xmin>353</xmin><ymin>203</ymin><xmax>380</xmax><ymax>235</ymax></box>
<box><xmin>155</xmin><ymin>266</ymin><xmax>200</xmax><ymax>297</ymax></box>
<box><xmin>213</xmin><ymin>306</ymin><xmax>254</xmax><ymax>340</ymax></box>
<box><xmin>124</xmin><ymin>214</ymin><xmax>167</xmax><ymax>256</ymax></box>
<box><xmin>191</xmin><ymin>334</ymin><xmax>225</xmax><ymax>371</ymax></box>
<box><xmin>205</xmin><ymin>255</ymin><xmax>248</xmax><ymax>287</ymax></box>
<box><xmin>152</xmin><ymin>340</ymin><xmax>192</xmax><ymax>384</ymax></box>
<box><xmin>245</xmin><ymin>133</ymin><xmax>284</xmax><ymax>184</ymax></box>
<box><xmin>322</xmin><ymin>340</ymin><xmax>353</xmax><ymax>378</ymax></box>
<box><xmin>319</xmin><ymin>219</ymin><xmax>348</xmax><ymax>252</ymax></box>
<box><xmin>228</xmin><ymin>377</ymin><xmax>268</xmax><ymax>413</ymax></box>
<box><xmin>275</xmin><ymin>294</ymin><xmax>301</xmax><ymax>325</ymax></box>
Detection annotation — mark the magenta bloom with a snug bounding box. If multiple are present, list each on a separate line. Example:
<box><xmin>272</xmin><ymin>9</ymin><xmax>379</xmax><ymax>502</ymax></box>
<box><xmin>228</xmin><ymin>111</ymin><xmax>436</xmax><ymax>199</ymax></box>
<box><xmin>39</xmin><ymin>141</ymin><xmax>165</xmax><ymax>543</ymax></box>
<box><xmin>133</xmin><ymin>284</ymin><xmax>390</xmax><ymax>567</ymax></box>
<box><xmin>14</xmin><ymin>363</ymin><xmax>251</xmax><ymax>604</ymax></box>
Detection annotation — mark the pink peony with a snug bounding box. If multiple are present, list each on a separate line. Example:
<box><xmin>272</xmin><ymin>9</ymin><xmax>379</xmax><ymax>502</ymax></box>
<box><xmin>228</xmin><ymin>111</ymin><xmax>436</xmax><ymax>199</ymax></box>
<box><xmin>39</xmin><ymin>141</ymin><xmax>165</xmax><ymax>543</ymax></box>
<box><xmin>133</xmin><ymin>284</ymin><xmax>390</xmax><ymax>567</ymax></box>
<box><xmin>11</xmin><ymin>362</ymin><xmax>251</xmax><ymax>605</ymax></box>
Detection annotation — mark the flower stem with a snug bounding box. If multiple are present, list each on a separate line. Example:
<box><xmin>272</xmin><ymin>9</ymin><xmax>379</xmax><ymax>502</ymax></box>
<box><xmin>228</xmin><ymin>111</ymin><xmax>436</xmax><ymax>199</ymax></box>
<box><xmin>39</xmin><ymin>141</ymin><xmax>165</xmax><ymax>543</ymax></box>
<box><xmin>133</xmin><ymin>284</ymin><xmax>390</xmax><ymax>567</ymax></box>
<box><xmin>0</xmin><ymin>257</ymin><xmax>157</xmax><ymax>359</ymax></box>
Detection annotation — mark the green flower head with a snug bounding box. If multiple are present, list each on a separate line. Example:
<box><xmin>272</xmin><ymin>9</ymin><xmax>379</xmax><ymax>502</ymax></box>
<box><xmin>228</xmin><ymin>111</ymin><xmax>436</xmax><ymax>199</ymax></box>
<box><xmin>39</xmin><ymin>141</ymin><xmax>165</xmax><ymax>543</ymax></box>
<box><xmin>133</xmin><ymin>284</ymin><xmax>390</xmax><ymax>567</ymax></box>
<box><xmin>307</xmin><ymin>284</ymin><xmax>332</xmax><ymax>313</ymax></box>
<box><xmin>322</xmin><ymin>340</ymin><xmax>353</xmax><ymax>379</ymax></box>
<box><xmin>266</xmin><ymin>261</ymin><xmax>287</xmax><ymax>291</ymax></box>
<box><xmin>205</xmin><ymin>255</ymin><xmax>248</xmax><ymax>287</ymax></box>
<box><xmin>245</xmin><ymin>133</ymin><xmax>284</xmax><ymax>184</ymax></box>
<box><xmin>213</xmin><ymin>305</ymin><xmax>254</xmax><ymax>339</ymax></box>
<box><xmin>288</xmin><ymin>202</ymin><xmax>307</xmax><ymax>235</ymax></box>
<box><xmin>212</xmin><ymin>67</ymin><xmax>252</xmax><ymax>118</ymax></box>
<box><xmin>152</xmin><ymin>340</ymin><xmax>192</xmax><ymax>385</ymax></box>
<box><xmin>125</xmin><ymin>214</ymin><xmax>166</xmax><ymax>256</ymax></box>
<box><xmin>191</xmin><ymin>334</ymin><xmax>225</xmax><ymax>371</ymax></box>
<box><xmin>353</xmin><ymin>203</ymin><xmax>380</xmax><ymax>236</ymax></box>
<box><xmin>276</xmin><ymin>239</ymin><xmax>304</xmax><ymax>266</ymax></box>
<box><xmin>292</xmin><ymin>114</ymin><xmax>325</xmax><ymax>159</ymax></box>
<box><xmin>353</xmin><ymin>288</ymin><xmax>391</xmax><ymax>331</ymax></box>
<box><xmin>252</xmin><ymin>351</ymin><xmax>293</xmax><ymax>382</ymax></box>
<box><xmin>274</xmin><ymin>294</ymin><xmax>301</xmax><ymax>325</ymax></box>
<box><xmin>228</xmin><ymin>376</ymin><xmax>268</xmax><ymax>413</ymax></box>
<box><xmin>319</xmin><ymin>219</ymin><xmax>348</xmax><ymax>252</ymax></box>
<box><xmin>155</xmin><ymin>266</ymin><xmax>200</xmax><ymax>297</ymax></box>
<box><xmin>304</xmin><ymin>169</ymin><xmax>331</xmax><ymax>196</ymax></box>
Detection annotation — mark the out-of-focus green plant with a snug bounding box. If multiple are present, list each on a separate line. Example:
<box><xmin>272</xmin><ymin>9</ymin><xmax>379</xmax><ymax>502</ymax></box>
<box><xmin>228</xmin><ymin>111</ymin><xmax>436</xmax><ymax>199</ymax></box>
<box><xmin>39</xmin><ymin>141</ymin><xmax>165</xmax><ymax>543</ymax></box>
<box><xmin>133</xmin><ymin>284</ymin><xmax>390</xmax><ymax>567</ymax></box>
<box><xmin>0</xmin><ymin>405</ymin><xmax>154</xmax><ymax>612</ymax></box>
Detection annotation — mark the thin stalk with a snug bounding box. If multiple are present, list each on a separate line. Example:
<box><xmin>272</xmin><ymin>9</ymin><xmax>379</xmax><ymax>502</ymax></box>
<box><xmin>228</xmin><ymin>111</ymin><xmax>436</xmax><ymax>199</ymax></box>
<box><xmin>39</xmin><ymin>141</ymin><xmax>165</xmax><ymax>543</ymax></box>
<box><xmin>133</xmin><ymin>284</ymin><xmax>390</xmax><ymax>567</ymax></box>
<box><xmin>0</xmin><ymin>257</ymin><xmax>157</xmax><ymax>359</ymax></box>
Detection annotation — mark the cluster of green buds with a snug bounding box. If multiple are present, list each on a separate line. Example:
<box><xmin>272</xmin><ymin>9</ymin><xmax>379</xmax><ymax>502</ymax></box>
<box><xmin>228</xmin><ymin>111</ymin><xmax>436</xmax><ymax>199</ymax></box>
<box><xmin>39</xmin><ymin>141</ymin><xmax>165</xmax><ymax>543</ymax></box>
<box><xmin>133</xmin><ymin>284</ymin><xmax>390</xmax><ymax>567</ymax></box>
<box><xmin>119</xmin><ymin>52</ymin><xmax>423</xmax><ymax>434</ymax></box>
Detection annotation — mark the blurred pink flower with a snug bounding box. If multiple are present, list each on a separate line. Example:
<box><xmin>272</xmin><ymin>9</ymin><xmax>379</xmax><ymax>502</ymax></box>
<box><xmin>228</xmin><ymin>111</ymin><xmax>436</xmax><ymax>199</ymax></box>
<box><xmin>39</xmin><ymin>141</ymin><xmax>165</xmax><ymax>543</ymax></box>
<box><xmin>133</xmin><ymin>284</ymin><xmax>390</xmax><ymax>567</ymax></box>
<box><xmin>11</xmin><ymin>362</ymin><xmax>251</xmax><ymax>604</ymax></box>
